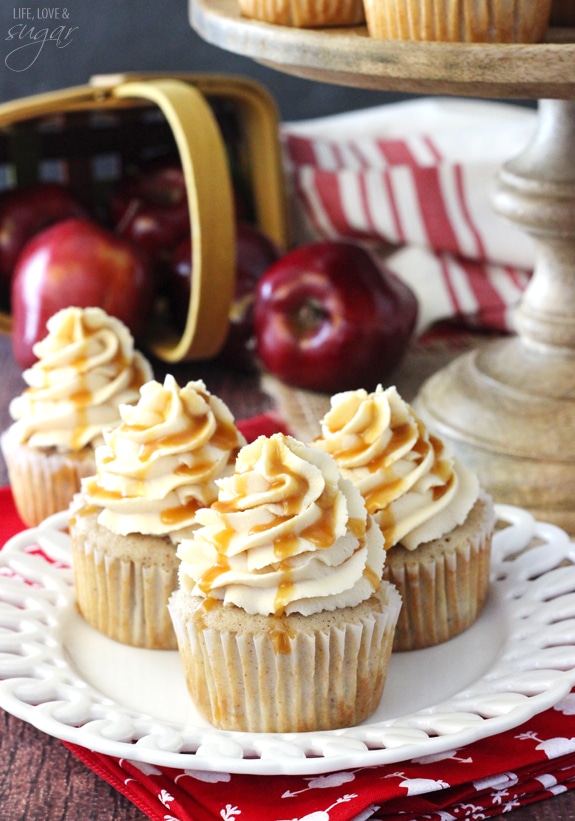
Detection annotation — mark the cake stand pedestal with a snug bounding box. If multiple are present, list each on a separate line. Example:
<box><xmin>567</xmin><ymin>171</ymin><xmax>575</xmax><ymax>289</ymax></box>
<box><xmin>189</xmin><ymin>0</ymin><xmax>575</xmax><ymax>529</ymax></box>
<box><xmin>418</xmin><ymin>97</ymin><xmax>575</xmax><ymax>531</ymax></box>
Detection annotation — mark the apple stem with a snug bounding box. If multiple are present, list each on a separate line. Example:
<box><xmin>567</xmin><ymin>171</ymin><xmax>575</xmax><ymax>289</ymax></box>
<box><xmin>115</xmin><ymin>198</ymin><xmax>142</xmax><ymax>235</ymax></box>
<box><xmin>296</xmin><ymin>299</ymin><xmax>328</xmax><ymax>333</ymax></box>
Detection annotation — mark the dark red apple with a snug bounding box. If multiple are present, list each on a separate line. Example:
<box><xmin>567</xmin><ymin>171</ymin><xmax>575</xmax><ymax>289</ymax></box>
<box><xmin>253</xmin><ymin>240</ymin><xmax>418</xmax><ymax>394</ymax></box>
<box><xmin>0</xmin><ymin>182</ymin><xmax>87</xmax><ymax>308</ymax></box>
<box><xmin>11</xmin><ymin>217</ymin><xmax>156</xmax><ymax>368</ymax></box>
<box><xmin>166</xmin><ymin>222</ymin><xmax>281</xmax><ymax>370</ymax></box>
<box><xmin>111</xmin><ymin>160</ymin><xmax>190</xmax><ymax>264</ymax></box>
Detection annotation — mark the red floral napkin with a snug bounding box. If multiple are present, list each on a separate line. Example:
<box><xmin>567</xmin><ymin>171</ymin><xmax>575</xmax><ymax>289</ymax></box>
<box><xmin>2</xmin><ymin>410</ymin><xmax>575</xmax><ymax>820</ymax></box>
<box><xmin>63</xmin><ymin>710</ymin><xmax>575</xmax><ymax>821</ymax></box>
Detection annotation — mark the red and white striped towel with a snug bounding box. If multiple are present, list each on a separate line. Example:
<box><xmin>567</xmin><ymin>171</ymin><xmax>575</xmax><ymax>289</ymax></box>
<box><xmin>281</xmin><ymin>98</ymin><xmax>538</xmax><ymax>334</ymax></box>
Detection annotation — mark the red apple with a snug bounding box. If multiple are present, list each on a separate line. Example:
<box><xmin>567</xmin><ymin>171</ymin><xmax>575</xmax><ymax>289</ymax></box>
<box><xmin>111</xmin><ymin>159</ymin><xmax>252</xmax><ymax>271</ymax></box>
<box><xmin>166</xmin><ymin>222</ymin><xmax>281</xmax><ymax>370</ymax></box>
<box><xmin>253</xmin><ymin>240</ymin><xmax>418</xmax><ymax>393</ymax></box>
<box><xmin>111</xmin><ymin>160</ymin><xmax>190</xmax><ymax>265</ymax></box>
<box><xmin>11</xmin><ymin>217</ymin><xmax>155</xmax><ymax>368</ymax></box>
<box><xmin>0</xmin><ymin>182</ymin><xmax>87</xmax><ymax>308</ymax></box>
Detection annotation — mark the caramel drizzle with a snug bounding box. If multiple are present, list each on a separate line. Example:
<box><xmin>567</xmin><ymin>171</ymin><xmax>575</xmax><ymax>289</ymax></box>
<box><xmin>197</xmin><ymin>537</ymin><xmax>232</xmax><ymax>596</ymax></box>
<box><xmin>269</xmin><ymin>625</ymin><xmax>295</xmax><ymax>655</ymax></box>
<box><xmin>119</xmin><ymin>410</ymin><xmax>238</xmax><ymax>465</ymax></box>
<box><xmin>26</xmin><ymin>311</ymin><xmax>145</xmax><ymax>451</ymax></box>
<box><xmin>363</xmin><ymin>563</ymin><xmax>380</xmax><ymax>591</ymax></box>
<box><xmin>87</xmin><ymin>401</ymin><xmax>240</xmax><ymax>520</ymax></box>
<box><xmin>197</xmin><ymin>439</ymin><xmax>353</xmax><ymax>617</ymax></box>
<box><xmin>160</xmin><ymin>498</ymin><xmax>202</xmax><ymax>527</ymax></box>
<box><xmin>378</xmin><ymin>430</ymin><xmax>456</xmax><ymax>547</ymax></box>
<box><xmin>194</xmin><ymin>439</ymin><xmax>378</xmax><ymax>652</ymax></box>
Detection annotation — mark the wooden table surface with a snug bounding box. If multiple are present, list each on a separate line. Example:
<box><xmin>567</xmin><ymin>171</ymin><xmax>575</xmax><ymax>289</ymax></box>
<box><xmin>0</xmin><ymin>328</ymin><xmax>574</xmax><ymax>821</ymax></box>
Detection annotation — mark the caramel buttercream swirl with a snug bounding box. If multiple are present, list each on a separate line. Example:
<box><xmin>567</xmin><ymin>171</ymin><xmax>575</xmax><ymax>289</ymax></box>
<box><xmin>312</xmin><ymin>385</ymin><xmax>479</xmax><ymax>550</ymax></box>
<box><xmin>176</xmin><ymin>432</ymin><xmax>386</xmax><ymax>617</ymax></box>
<box><xmin>80</xmin><ymin>375</ymin><xmax>246</xmax><ymax>540</ymax></box>
<box><xmin>9</xmin><ymin>306</ymin><xmax>152</xmax><ymax>452</ymax></box>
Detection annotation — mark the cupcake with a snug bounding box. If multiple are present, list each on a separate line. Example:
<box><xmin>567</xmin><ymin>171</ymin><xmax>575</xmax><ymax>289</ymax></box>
<box><xmin>238</xmin><ymin>0</ymin><xmax>365</xmax><ymax>28</ymax></box>
<box><xmin>363</xmin><ymin>1</ymin><xmax>552</xmax><ymax>42</ymax></box>
<box><xmin>312</xmin><ymin>385</ymin><xmax>495</xmax><ymax>652</ymax></box>
<box><xmin>1</xmin><ymin>306</ymin><xmax>152</xmax><ymax>527</ymax></box>
<box><xmin>69</xmin><ymin>375</ymin><xmax>247</xmax><ymax>649</ymax></box>
<box><xmin>169</xmin><ymin>432</ymin><xmax>401</xmax><ymax>733</ymax></box>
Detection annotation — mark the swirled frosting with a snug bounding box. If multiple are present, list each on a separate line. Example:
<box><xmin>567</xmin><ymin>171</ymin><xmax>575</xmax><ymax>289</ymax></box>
<box><xmin>80</xmin><ymin>375</ymin><xmax>246</xmax><ymax>540</ymax></box>
<box><xmin>312</xmin><ymin>385</ymin><xmax>479</xmax><ymax>550</ymax></box>
<box><xmin>9</xmin><ymin>306</ymin><xmax>152</xmax><ymax>452</ymax></box>
<box><xmin>176</xmin><ymin>432</ymin><xmax>386</xmax><ymax>616</ymax></box>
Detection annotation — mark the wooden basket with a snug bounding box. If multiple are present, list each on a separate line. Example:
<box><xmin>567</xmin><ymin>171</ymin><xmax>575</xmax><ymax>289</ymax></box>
<box><xmin>0</xmin><ymin>72</ymin><xmax>289</xmax><ymax>362</ymax></box>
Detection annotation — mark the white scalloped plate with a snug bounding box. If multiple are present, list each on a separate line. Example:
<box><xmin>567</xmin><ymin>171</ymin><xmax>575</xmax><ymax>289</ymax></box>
<box><xmin>1</xmin><ymin>504</ymin><xmax>575</xmax><ymax>775</ymax></box>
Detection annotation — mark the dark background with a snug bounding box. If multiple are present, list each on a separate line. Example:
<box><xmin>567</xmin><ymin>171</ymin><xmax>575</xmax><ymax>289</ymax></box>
<box><xmin>0</xmin><ymin>0</ymin><xmax>419</xmax><ymax>121</ymax></box>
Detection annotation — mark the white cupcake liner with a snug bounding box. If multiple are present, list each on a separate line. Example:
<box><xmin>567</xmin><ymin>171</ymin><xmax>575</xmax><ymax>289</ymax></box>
<box><xmin>169</xmin><ymin>583</ymin><xmax>401</xmax><ymax>733</ymax></box>
<box><xmin>1</xmin><ymin>429</ymin><xmax>95</xmax><ymax>527</ymax></box>
<box><xmin>72</xmin><ymin>539</ymin><xmax>179</xmax><ymax>650</ymax></box>
<box><xmin>384</xmin><ymin>525</ymin><xmax>492</xmax><ymax>652</ymax></box>
<box><xmin>363</xmin><ymin>0</ymin><xmax>552</xmax><ymax>42</ymax></box>
<box><xmin>239</xmin><ymin>0</ymin><xmax>365</xmax><ymax>27</ymax></box>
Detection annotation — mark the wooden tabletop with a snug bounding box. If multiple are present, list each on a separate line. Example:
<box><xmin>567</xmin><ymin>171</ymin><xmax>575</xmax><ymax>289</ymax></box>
<box><xmin>0</xmin><ymin>328</ymin><xmax>574</xmax><ymax>821</ymax></box>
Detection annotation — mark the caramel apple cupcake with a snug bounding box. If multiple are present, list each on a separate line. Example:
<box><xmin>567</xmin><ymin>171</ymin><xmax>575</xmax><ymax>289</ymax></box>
<box><xmin>312</xmin><ymin>385</ymin><xmax>495</xmax><ymax>652</ymax></box>
<box><xmin>363</xmin><ymin>0</ymin><xmax>552</xmax><ymax>42</ymax></box>
<box><xmin>1</xmin><ymin>306</ymin><xmax>152</xmax><ymax>527</ymax></box>
<box><xmin>238</xmin><ymin>0</ymin><xmax>365</xmax><ymax>28</ymax></box>
<box><xmin>169</xmin><ymin>432</ymin><xmax>400</xmax><ymax>733</ymax></box>
<box><xmin>69</xmin><ymin>375</ymin><xmax>246</xmax><ymax>649</ymax></box>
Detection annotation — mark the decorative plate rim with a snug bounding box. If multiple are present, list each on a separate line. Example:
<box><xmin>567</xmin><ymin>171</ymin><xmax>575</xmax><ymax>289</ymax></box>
<box><xmin>1</xmin><ymin>504</ymin><xmax>575</xmax><ymax>775</ymax></box>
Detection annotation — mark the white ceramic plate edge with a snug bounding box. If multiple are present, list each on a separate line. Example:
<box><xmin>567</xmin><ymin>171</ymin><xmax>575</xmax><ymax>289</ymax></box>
<box><xmin>1</xmin><ymin>504</ymin><xmax>575</xmax><ymax>775</ymax></box>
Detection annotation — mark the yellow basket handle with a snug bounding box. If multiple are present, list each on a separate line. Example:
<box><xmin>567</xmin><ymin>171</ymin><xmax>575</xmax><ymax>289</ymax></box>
<box><xmin>113</xmin><ymin>78</ymin><xmax>235</xmax><ymax>362</ymax></box>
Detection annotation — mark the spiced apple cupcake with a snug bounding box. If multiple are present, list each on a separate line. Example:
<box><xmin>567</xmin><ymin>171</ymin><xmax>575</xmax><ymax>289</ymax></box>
<box><xmin>238</xmin><ymin>0</ymin><xmax>365</xmax><ymax>28</ymax></box>
<box><xmin>169</xmin><ymin>432</ymin><xmax>401</xmax><ymax>732</ymax></box>
<box><xmin>1</xmin><ymin>306</ymin><xmax>152</xmax><ymax>527</ymax></box>
<box><xmin>312</xmin><ymin>385</ymin><xmax>495</xmax><ymax>651</ymax></box>
<box><xmin>363</xmin><ymin>0</ymin><xmax>552</xmax><ymax>42</ymax></box>
<box><xmin>69</xmin><ymin>375</ymin><xmax>246</xmax><ymax>649</ymax></box>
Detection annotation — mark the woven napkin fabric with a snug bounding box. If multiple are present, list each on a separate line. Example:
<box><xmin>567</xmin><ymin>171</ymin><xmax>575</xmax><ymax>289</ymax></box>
<box><xmin>281</xmin><ymin>97</ymin><xmax>538</xmax><ymax>334</ymax></box>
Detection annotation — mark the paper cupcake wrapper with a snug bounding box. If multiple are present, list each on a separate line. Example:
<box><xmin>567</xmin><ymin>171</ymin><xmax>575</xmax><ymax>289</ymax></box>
<box><xmin>363</xmin><ymin>0</ymin><xmax>552</xmax><ymax>42</ymax></box>
<box><xmin>169</xmin><ymin>583</ymin><xmax>401</xmax><ymax>733</ymax></box>
<box><xmin>72</xmin><ymin>539</ymin><xmax>179</xmax><ymax>650</ymax></box>
<box><xmin>238</xmin><ymin>0</ymin><xmax>365</xmax><ymax>27</ymax></box>
<box><xmin>1</xmin><ymin>431</ymin><xmax>95</xmax><ymax>528</ymax></box>
<box><xmin>384</xmin><ymin>526</ymin><xmax>492</xmax><ymax>652</ymax></box>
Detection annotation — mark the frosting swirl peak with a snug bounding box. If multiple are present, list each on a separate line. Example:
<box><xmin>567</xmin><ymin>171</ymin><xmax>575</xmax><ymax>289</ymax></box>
<box><xmin>176</xmin><ymin>432</ymin><xmax>386</xmax><ymax>616</ymax></box>
<box><xmin>81</xmin><ymin>375</ymin><xmax>246</xmax><ymax>539</ymax></box>
<box><xmin>9</xmin><ymin>306</ymin><xmax>152</xmax><ymax>452</ymax></box>
<box><xmin>312</xmin><ymin>385</ymin><xmax>479</xmax><ymax>550</ymax></box>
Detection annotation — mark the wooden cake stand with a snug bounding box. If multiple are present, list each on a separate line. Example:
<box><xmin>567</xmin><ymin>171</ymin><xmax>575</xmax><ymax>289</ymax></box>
<box><xmin>190</xmin><ymin>0</ymin><xmax>575</xmax><ymax>530</ymax></box>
